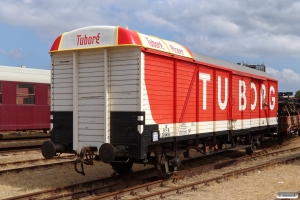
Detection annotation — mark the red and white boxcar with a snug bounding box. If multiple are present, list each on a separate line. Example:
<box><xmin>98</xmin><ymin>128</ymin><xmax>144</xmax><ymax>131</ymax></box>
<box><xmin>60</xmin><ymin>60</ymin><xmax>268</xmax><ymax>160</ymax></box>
<box><xmin>42</xmin><ymin>26</ymin><xmax>278</xmax><ymax>178</ymax></box>
<box><xmin>0</xmin><ymin>65</ymin><xmax>50</xmax><ymax>132</ymax></box>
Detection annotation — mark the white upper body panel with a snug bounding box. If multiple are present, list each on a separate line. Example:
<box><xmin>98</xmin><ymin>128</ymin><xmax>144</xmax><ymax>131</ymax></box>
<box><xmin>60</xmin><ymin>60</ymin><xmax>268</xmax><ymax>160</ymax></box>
<box><xmin>0</xmin><ymin>65</ymin><xmax>50</xmax><ymax>84</ymax></box>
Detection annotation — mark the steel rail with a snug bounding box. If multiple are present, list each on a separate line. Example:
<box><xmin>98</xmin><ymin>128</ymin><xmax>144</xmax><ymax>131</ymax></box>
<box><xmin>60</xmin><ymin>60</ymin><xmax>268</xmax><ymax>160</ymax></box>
<box><xmin>0</xmin><ymin>156</ymin><xmax>75</xmax><ymax>175</ymax></box>
<box><xmin>125</xmin><ymin>154</ymin><xmax>300</xmax><ymax>200</ymax></box>
<box><xmin>2</xmin><ymin>168</ymin><xmax>157</xmax><ymax>200</ymax></box>
<box><xmin>87</xmin><ymin>143</ymin><xmax>300</xmax><ymax>199</ymax></box>
<box><xmin>4</xmin><ymin>136</ymin><xmax>300</xmax><ymax>200</ymax></box>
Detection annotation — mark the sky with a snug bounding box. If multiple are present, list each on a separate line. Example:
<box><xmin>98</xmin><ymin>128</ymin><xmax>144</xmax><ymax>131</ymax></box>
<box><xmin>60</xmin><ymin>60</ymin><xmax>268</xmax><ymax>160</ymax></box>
<box><xmin>0</xmin><ymin>0</ymin><xmax>300</xmax><ymax>93</ymax></box>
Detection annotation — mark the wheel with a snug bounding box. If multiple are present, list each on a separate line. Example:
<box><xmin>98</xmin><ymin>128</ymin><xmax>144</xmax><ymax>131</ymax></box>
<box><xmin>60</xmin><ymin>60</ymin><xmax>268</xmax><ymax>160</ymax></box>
<box><xmin>110</xmin><ymin>162</ymin><xmax>133</xmax><ymax>176</ymax></box>
<box><xmin>154</xmin><ymin>151</ymin><xmax>175</xmax><ymax>179</ymax></box>
<box><xmin>245</xmin><ymin>147</ymin><xmax>253</xmax><ymax>155</ymax></box>
<box><xmin>245</xmin><ymin>135</ymin><xmax>254</xmax><ymax>155</ymax></box>
<box><xmin>217</xmin><ymin>143</ymin><xmax>223</xmax><ymax>150</ymax></box>
<box><xmin>278</xmin><ymin>133</ymin><xmax>286</xmax><ymax>145</ymax></box>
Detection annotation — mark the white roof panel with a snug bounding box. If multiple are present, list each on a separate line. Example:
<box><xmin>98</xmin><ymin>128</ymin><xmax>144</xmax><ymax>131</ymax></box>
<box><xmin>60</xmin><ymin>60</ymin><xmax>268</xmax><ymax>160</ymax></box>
<box><xmin>0</xmin><ymin>65</ymin><xmax>50</xmax><ymax>84</ymax></box>
<box><xmin>192</xmin><ymin>52</ymin><xmax>276</xmax><ymax>80</ymax></box>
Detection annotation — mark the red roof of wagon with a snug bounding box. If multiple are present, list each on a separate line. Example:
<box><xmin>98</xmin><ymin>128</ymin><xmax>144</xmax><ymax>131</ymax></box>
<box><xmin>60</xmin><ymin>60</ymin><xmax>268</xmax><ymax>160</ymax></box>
<box><xmin>50</xmin><ymin>26</ymin><xmax>194</xmax><ymax>59</ymax></box>
<box><xmin>50</xmin><ymin>26</ymin><xmax>277</xmax><ymax>81</ymax></box>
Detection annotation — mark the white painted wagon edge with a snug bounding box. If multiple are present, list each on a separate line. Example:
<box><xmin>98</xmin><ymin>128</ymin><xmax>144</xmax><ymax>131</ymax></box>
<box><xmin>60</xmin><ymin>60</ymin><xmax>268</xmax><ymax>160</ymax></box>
<box><xmin>157</xmin><ymin>117</ymin><xmax>277</xmax><ymax>138</ymax></box>
<box><xmin>104</xmin><ymin>48</ymin><xmax>109</xmax><ymax>143</ymax></box>
<box><xmin>73</xmin><ymin>51</ymin><xmax>79</xmax><ymax>151</ymax></box>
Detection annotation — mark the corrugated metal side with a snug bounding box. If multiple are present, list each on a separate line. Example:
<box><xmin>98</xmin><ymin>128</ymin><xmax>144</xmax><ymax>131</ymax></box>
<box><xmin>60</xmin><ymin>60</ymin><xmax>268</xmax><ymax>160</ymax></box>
<box><xmin>268</xmin><ymin>80</ymin><xmax>278</xmax><ymax>126</ymax></box>
<box><xmin>51</xmin><ymin>52</ymin><xmax>73</xmax><ymax>111</ymax></box>
<box><xmin>143</xmin><ymin>53</ymin><xmax>174</xmax><ymax>124</ymax></box>
<box><xmin>215</xmin><ymin>70</ymin><xmax>230</xmax><ymax>132</ymax></box>
<box><xmin>143</xmin><ymin>51</ymin><xmax>278</xmax><ymax>138</ymax></box>
<box><xmin>110</xmin><ymin>47</ymin><xmax>140</xmax><ymax>111</ymax></box>
<box><xmin>176</xmin><ymin>60</ymin><xmax>197</xmax><ymax>136</ymax></box>
<box><xmin>198</xmin><ymin>65</ymin><xmax>214</xmax><ymax>134</ymax></box>
<box><xmin>141</xmin><ymin>52</ymin><xmax>156</xmax><ymax>125</ymax></box>
<box><xmin>260</xmin><ymin>80</ymin><xmax>269</xmax><ymax>126</ymax></box>
<box><xmin>250</xmin><ymin>79</ymin><xmax>260</xmax><ymax>128</ymax></box>
<box><xmin>77</xmin><ymin>49</ymin><xmax>105</xmax><ymax>148</ymax></box>
<box><xmin>231</xmin><ymin>74</ymin><xmax>243</xmax><ymax>130</ymax></box>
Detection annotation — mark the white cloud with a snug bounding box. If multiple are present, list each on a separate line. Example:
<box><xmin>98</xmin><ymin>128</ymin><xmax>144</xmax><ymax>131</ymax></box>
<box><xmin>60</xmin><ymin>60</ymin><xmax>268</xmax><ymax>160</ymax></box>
<box><xmin>0</xmin><ymin>47</ymin><xmax>23</xmax><ymax>58</ymax></box>
<box><xmin>8</xmin><ymin>47</ymin><xmax>23</xmax><ymax>58</ymax></box>
<box><xmin>135</xmin><ymin>11</ymin><xmax>179</xmax><ymax>32</ymax></box>
<box><xmin>0</xmin><ymin>0</ymin><xmax>300</xmax><ymax>65</ymax></box>
<box><xmin>267</xmin><ymin>67</ymin><xmax>300</xmax><ymax>84</ymax></box>
<box><xmin>0</xmin><ymin>49</ymin><xmax>5</xmax><ymax>55</ymax></box>
<box><xmin>266</xmin><ymin>67</ymin><xmax>300</xmax><ymax>92</ymax></box>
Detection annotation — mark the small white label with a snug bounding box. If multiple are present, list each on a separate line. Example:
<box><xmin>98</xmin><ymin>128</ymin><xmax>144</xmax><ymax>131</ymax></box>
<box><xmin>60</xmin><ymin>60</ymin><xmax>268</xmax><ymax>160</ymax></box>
<box><xmin>152</xmin><ymin>131</ymin><xmax>159</xmax><ymax>142</ymax></box>
<box><xmin>276</xmin><ymin>192</ymin><xmax>298</xmax><ymax>199</ymax></box>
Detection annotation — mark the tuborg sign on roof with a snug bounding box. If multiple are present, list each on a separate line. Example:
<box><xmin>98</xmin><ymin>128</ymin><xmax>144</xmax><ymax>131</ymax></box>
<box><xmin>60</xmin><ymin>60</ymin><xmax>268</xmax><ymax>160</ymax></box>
<box><xmin>50</xmin><ymin>26</ymin><xmax>193</xmax><ymax>59</ymax></box>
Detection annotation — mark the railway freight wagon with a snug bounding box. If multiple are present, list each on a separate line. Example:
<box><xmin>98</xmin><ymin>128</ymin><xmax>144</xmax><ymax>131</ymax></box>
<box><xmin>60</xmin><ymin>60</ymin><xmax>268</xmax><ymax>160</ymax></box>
<box><xmin>42</xmin><ymin>26</ymin><xmax>278</xmax><ymax>178</ymax></box>
<box><xmin>0</xmin><ymin>65</ymin><xmax>50</xmax><ymax>132</ymax></box>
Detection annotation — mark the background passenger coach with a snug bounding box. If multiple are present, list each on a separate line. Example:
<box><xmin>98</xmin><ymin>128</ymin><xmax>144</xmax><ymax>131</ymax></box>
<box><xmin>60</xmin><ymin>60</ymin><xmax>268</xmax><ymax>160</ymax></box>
<box><xmin>42</xmin><ymin>26</ymin><xmax>278</xmax><ymax>178</ymax></box>
<box><xmin>0</xmin><ymin>65</ymin><xmax>50</xmax><ymax>132</ymax></box>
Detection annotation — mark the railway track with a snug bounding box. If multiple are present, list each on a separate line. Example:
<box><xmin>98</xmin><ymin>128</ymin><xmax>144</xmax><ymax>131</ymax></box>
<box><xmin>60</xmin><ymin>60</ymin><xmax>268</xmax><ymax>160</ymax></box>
<box><xmin>87</xmin><ymin>145</ymin><xmax>300</xmax><ymax>200</ymax></box>
<box><xmin>122</xmin><ymin>155</ymin><xmax>300</xmax><ymax>200</ymax></box>
<box><xmin>5</xmin><ymin>137</ymin><xmax>300</xmax><ymax>200</ymax></box>
<box><xmin>0</xmin><ymin>148</ymin><xmax>41</xmax><ymax>154</ymax></box>
<box><xmin>0</xmin><ymin>138</ymin><xmax>50</xmax><ymax>151</ymax></box>
<box><xmin>0</xmin><ymin>155</ymin><xmax>75</xmax><ymax>175</ymax></box>
<box><xmin>3</xmin><ymin>167</ymin><xmax>158</xmax><ymax>200</ymax></box>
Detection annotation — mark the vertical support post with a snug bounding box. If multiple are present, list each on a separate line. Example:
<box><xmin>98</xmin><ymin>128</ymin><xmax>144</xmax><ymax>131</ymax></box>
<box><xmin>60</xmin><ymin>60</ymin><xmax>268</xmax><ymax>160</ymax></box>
<box><xmin>241</xmin><ymin>77</ymin><xmax>244</xmax><ymax>130</ymax></box>
<box><xmin>138</xmin><ymin>52</ymin><xmax>144</xmax><ymax>112</ymax></box>
<box><xmin>173</xmin><ymin>59</ymin><xmax>177</xmax><ymax>136</ymax></box>
<box><xmin>139</xmin><ymin>52</ymin><xmax>146</xmax><ymax>159</ymax></box>
<box><xmin>138</xmin><ymin>52</ymin><xmax>144</xmax><ymax>134</ymax></box>
<box><xmin>228</xmin><ymin>72</ymin><xmax>233</xmax><ymax>141</ymax></box>
<box><xmin>196</xmin><ymin>65</ymin><xmax>199</xmax><ymax>135</ymax></box>
<box><xmin>50</xmin><ymin>55</ymin><xmax>54</xmax><ymax>131</ymax></box>
<box><xmin>104</xmin><ymin>48</ymin><xmax>110</xmax><ymax>143</ymax></box>
<box><xmin>73</xmin><ymin>51</ymin><xmax>79</xmax><ymax>151</ymax></box>
<box><xmin>213</xmin><ymin>69</ymin><xmax>216</xmax><ymax>143</ymax></box>
<box><xmin>266</xmin><ymin>81</ymin><xmax>270</xmax><ymax>125</ymax></box>
<box><xmin>259</xmin><ymin>81</ymin><xmax>262</xmax><ymax>127</ymax></box>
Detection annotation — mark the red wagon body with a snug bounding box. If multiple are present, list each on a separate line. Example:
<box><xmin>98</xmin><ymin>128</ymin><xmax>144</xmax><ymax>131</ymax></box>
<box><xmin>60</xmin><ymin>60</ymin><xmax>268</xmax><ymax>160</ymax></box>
<box><xmin>42</xmin><ymin>26</ymin><xmax>278</xmax><ymax>178</ymax></box>
<box><xmin>0</xmin><ymin>66</ymin><xmax>50</xmax><ymax>132</ymax></box>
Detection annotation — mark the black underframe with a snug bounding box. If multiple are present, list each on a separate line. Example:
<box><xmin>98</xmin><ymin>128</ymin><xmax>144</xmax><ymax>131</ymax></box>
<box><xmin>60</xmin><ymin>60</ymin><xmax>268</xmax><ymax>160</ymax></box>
<box><xmin>50</xmin><ymin>111</ymin><xmax>278</xmax><ymax>160</ymax></box>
